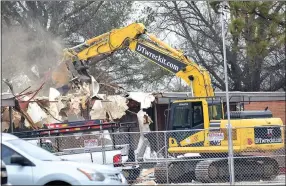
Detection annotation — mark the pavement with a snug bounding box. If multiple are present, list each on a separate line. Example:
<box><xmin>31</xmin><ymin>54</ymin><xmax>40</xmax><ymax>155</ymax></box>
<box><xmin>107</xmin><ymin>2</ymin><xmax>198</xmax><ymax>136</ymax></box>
<box><xmin>132</xmin><ymin>174</ymin><xmax>285</xmax><ymax>185</ymax></box>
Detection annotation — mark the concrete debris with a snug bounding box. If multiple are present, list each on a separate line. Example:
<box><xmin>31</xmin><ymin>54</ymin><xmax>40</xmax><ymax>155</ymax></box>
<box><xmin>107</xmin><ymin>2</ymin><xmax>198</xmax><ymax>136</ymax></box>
<box><xmin>134</xmin><ymin>168</ymin><xmax>156</xmax><ymax>185</ymax></box>
<box><xmin>90</xmin><ymin>100</ymin><xmax>106</xmax><ymax>119</ymax></box>
<box><xmin>127</xmin><ymin>92</ymin><xmax>155</xmax><ymax>109</ymax></box>
<box><xmin>141</xmin><ymin>168</ymin><xmax>155</xmax><ymax>178</ymax></box>
<box><xmin>133</xmin><ymin>180</ymin><xmax>156</xmax><ymax>185</ymax></box>
<box><xmin>38</xmin><ymin>93</ymin><xmax>67</xmax><ymax>124</ymax></box>
<box><xmin>2</xmin><ymin>121</ymin><xmax>10</xmax><ymax>131</ymax></box>
<box><xmin>49</xmin><ymin>88</ymin><xmax>61</xmax><ymax>101</ymax></box>
<box><xmin>52</xmin><ymin>83</ymin><xmax>92</xmax><ymax>121</ymax></box>
<box><xmin>89</xmin><ymin>75</ymin><xmax>100</xmax><ymax>98</ymax></box>
<box><xmin>1</xmin><ymin>74</ymin><xmax>157</xmax><ymax>137</ymax></box>
<box><xmin>90</xmin><ymin>95</ymin><xmax>129</xmax><ymax>120</ymax></box>
<box><xmin>26</xmin><ymin>102</ymin><xmax>48</xmax><ymax>125</ymax></box>
<box><xmin>69</xmin><ymin>96</ymin><xmax>81</xmax><ymax>115</ymax></box>
<box><xmin>43</xmin><ymin>101</ymin><xmax>63</xmax><ymax>124</ymax></box>
<box><xmin>78</xmin><ymin>82</ymin><xmax>91</xmax><ymax>96</ymax></box>
<box><xmin>105</xmin><ymin>95</ymin><xmax>129</xmax><ymax>119</ymax></box>
<box><xmin>1</xmin><ymin>108</ymin><xmax>22</xmax><ymax>131</ymax></box>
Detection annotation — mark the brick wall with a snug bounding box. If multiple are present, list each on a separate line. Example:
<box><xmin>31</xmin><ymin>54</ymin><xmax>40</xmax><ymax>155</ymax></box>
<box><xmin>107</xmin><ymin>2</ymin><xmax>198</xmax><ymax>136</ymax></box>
<box><xmin>244</xmin><ymin>101</ymin><xmax>285</xmax><ymax>124</ymax></box>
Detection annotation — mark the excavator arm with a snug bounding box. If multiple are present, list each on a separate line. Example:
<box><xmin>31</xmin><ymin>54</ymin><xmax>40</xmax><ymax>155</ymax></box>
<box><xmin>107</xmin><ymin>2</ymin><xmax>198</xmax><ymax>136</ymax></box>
<box><xmin>61</xmin><ymin>23</ymin><xmax>214</xmax><ymax>97</ymax></box>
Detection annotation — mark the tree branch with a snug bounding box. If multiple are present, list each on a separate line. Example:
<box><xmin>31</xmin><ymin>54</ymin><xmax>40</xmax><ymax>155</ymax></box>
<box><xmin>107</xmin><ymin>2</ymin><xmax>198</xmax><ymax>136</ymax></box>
<box><xmin>61</xmin><ymin>1</ymin><xmax>96</xmax><ymax>22</ymax></box>
<box><xmin>65</xmin><ymin>1</ymin><xmax>104</xmax><ymax>37</ymax></box>
<box><xmin>172</xmin><ymin>1</ymin><xmax>225</xmax><ymax>89</ymax></box>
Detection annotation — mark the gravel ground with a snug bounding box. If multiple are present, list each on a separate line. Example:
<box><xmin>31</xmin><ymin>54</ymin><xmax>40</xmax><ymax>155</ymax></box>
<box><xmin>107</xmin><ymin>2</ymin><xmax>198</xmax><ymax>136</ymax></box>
<box><xmin>171</xmin><ymin>175</ymin><xmax>285</xmax><ymax>185</ymax></box>
<box><xmin>133</xmin><ymin>174</ymin><xmax>285</xmax><ymax>185</ymax></box>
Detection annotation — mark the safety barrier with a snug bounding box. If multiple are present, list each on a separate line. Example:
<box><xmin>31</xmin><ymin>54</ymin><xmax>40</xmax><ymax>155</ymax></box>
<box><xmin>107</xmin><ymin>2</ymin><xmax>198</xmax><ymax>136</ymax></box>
<box><xmin>23</xmin><ymin>125</ymin><xmax>285</xmax><ymax>185</ymax></box>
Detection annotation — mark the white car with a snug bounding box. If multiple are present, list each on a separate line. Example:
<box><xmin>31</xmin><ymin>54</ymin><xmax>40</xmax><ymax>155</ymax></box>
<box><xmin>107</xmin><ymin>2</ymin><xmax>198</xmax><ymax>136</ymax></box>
<box><xmin>1</xmin><ymin>160</ymin><xmax>12</xmax><ymax>186</ymax></box>
<box><xmin>1</xmin><ymin>133</ymin><xmax>128</xmax><ymax>185</ymax></box>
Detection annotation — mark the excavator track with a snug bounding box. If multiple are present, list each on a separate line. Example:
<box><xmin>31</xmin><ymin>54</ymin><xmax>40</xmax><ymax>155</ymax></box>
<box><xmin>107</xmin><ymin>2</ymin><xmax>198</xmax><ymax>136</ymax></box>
<box><xmin>195</xmin><ymin>159</ymin><xmax>225</xmax><ymax>183</ymax></box>
<box><xmin>154</xmin><ymin>162</ymin><xmax>169</xmax><ymax>184</ymax></box>
<box><xmin>154</xmin><ymin>156</ymin><xmax>280</xmax><ymax>184</ymax></box>
<box><xmin>195</xmin><ymin>156</ymin><xmax>280</xmax><ymax>183</ymax></box>
<box><xmin>154</xmin><ymin>159</ymin><xmax>197</xmax><ymax>183</ymax></box>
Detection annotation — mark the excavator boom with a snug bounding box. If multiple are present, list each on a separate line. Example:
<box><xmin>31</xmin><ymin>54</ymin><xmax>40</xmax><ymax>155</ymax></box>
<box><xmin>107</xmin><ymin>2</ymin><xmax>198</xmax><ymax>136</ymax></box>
<box><xmin>62</xmin><ymin>23</ymin><xmax>214</xmax><ymax>97</ymax></box>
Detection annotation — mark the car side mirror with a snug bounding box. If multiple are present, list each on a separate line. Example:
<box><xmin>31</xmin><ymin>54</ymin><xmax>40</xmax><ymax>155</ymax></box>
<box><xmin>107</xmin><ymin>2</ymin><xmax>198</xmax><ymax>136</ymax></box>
<box><xmin>10</xmin><ymin>154</ymin><xmax>29</xmax><ymax>166</ymax></box>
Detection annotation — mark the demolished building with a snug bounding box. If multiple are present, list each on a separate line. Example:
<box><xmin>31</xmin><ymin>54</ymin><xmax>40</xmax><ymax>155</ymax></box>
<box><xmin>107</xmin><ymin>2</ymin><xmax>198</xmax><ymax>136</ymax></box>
<box><xmin>2</xmin><ymin>89</ymin><xmax>285</xmax><ymax>183</ymax></box>
<box><xmin>1</xmin><ymin>85</ymin><xmax>156</xmax><ymax>157</ymax></box>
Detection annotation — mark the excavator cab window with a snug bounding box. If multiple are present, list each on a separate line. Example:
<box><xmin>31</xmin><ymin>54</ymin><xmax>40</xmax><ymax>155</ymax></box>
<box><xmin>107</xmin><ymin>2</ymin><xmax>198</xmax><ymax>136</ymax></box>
<box><xmin>193</xmin><ymin>105</ymin><xmax>203</xmax><ymax>126</ymax></box>
<box><xmin>208</xmin><ymin>101</ymin><xmax>223</xmax><ymax>120</ymax></box>
<box><xmin>172</xmin><ymin>106</ymin><xmax>191</xmax><ymax>129</ymax></box>
<box><xmin>169</xmin><ymin>101</ymin><xmax>204</xmax><ymax>130</ymax></box>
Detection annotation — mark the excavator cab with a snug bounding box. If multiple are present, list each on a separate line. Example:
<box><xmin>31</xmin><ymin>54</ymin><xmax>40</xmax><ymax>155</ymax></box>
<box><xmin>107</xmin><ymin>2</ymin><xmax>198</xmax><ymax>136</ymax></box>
<box><xmin>167</xmin><ymin>99</ymin><xmax>223</xmax><ymax>131</ymax></box>
<box><xmin>162</xmin><ymin>99</ymin><xmax>224</xmax><ymax>154</ymax></box>
<box><xmin>162</xmin><ymin>99</ymin><xmax>223</xmax><ymax>153</ymax></box>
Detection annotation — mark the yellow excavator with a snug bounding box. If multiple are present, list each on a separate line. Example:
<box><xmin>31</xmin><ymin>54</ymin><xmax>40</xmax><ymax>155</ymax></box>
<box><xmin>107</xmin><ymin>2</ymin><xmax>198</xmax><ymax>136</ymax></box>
<box><xmin>53</xmin><ymin>23</ymin><xmax>285</xmax><ymax>183</ymax></box>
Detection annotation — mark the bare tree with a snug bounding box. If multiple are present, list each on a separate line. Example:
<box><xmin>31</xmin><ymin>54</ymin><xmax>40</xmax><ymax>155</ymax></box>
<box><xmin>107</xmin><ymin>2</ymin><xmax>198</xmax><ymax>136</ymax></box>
<box><xmin>3</xmin><ymin>1</ymin><xmax>283</xmax><ymax>93</ymax></box>
<box><xmin>1</xmin><ymin>1</ymin><xmax>138</xmax><ymax>94</ymax></box>
<box><xmin>149</xmin><ymin>1</ymin><xmax>285</xmax><ymax>91</ymax></box>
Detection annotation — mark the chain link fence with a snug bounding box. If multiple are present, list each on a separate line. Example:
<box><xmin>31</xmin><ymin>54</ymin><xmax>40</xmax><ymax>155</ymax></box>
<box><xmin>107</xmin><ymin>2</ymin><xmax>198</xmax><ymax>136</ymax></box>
<box><xmin>24</xmin><ymin>125</ymin><xmax>285</xmax><ymax>185</ymax></box>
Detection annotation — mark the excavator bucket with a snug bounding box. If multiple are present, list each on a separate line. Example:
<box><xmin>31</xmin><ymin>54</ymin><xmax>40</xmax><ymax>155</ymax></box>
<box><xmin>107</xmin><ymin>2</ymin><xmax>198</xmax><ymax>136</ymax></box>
<box><xmin>51</xmin><ymin>58</ymin><xmax>89</xmax><ymax>86</ymax></box>
<box><xmin>51</xmin><ymin>61</ymin><xmax>71</xmax><ymax>88</ymax></box>
<box><xmin>51</xmin><ymin>59</ymin><xmax>99</xmax><ymax>97</ymax></box>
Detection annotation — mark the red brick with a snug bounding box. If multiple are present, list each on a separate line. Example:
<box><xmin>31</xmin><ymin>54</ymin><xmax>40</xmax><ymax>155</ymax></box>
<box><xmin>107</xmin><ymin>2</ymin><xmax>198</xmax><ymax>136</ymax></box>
<box><xmin>244</xmin><ymin>101</ymin><xmax>285</xmax><ymax>124</ymax></box>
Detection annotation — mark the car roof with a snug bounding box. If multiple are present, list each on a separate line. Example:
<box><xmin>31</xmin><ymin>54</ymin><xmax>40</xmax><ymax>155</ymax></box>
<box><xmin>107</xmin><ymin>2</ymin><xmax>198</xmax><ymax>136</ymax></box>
<box><xmin>1</xmin><ymin>133</ymin><xmax>19</xmax><ymax>141</ymax></box>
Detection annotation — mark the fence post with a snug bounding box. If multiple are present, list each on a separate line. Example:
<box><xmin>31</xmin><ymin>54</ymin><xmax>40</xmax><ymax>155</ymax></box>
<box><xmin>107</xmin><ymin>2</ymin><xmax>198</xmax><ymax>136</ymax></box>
<box><xmin>227</xmin><ymin>124</ymin><xmax>235</xmax><ymax>184</ymax></box>
<box><xmin>164</xmin><ymin>131</ymin><xmax>169</xmax><ymax>184</ymax></box>
<box><xmin>100</xmin><ymin>124</ymin><xmax>106</xmax><ymax>165</ymax></box>
<box><xmin>102</xmin><ymin>132</ymin><xmax>106</xmax><ymax>164</ymax></box>
<box><xmin>220</xmin><ymin>1</ymin><xmax>235</xmax><ymax>184</ymax></box>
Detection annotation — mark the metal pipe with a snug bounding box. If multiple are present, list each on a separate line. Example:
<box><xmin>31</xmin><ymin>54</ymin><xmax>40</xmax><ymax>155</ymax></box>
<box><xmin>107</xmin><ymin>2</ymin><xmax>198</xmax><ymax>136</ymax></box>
<box><xmin>220</xmin><ymin>2</ymin><xmax>235</xmax><ymax>185</ymax></box>
<box><xmin>69</xmin><ymin>42</ymin><xmax>88</xmax><ymax>50</ymax></box>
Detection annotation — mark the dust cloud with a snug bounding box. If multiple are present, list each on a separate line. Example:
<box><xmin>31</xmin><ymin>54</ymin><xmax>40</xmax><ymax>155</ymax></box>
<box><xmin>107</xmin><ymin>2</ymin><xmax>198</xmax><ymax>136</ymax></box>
<box><xmin>1</xmin><ymin>24</ymin><xmax>68</xmax><ymax>96</ymax></box>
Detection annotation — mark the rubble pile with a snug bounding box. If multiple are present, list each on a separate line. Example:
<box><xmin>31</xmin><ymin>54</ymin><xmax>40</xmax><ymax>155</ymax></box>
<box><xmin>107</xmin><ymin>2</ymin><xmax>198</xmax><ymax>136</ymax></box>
<box><xmin>1</xmin><ymin>80</ymin><xmax>156</xmax><ymax>136</ymax></box>
<box><xmin>90</xmin><ymin>94</ymin><xmax>129</xmax><ymax>120</ymax></box>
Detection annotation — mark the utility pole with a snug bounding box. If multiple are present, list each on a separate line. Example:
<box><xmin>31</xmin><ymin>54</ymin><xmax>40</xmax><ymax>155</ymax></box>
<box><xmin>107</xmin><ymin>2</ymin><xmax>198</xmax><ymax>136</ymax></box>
<box><xmin>220</xmin><ymin>1</ymin><xmax>235</xmax><ymax>185</ymax></box>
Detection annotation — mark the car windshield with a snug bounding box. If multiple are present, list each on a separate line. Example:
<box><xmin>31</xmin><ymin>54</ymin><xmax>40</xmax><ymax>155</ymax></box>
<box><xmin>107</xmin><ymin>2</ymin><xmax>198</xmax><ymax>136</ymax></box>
<box><xmin>6</xmin><ymin>139</ymin><xmax>61</xmax><ymax>161</ymax></box>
